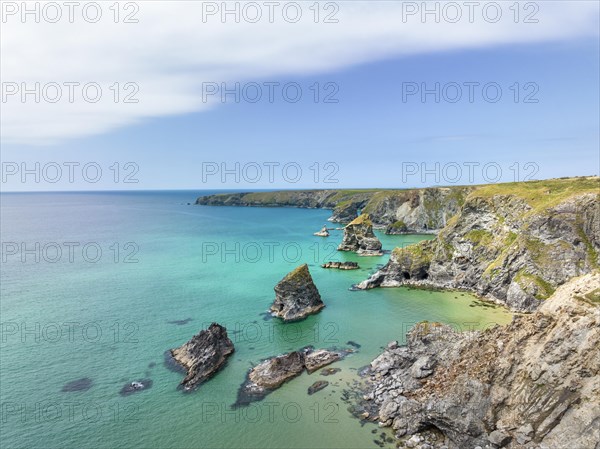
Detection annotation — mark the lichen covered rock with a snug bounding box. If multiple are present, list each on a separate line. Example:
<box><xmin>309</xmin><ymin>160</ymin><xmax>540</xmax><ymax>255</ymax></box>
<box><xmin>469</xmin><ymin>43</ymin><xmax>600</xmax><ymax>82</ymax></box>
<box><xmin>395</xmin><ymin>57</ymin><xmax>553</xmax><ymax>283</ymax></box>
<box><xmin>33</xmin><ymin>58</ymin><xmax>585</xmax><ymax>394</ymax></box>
<box><xmin>338</xmin><ymin>214</ymin><xmax>383</xmax><ymax>256</ymax></box>
<box><xmin>270</xmin><ymin>264</ymin><xmax>324</xmax><ymax>322</ymax></box>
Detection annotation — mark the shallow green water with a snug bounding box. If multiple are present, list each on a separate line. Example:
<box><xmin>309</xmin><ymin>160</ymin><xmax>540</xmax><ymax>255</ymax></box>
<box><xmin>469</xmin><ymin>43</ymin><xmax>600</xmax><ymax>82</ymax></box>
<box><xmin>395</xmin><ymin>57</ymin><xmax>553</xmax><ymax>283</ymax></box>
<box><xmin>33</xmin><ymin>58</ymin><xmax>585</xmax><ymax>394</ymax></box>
<box><xmin>0</xmin><ymin>192</ymin><xmax>511</xmax><ymax>449</ymax></box>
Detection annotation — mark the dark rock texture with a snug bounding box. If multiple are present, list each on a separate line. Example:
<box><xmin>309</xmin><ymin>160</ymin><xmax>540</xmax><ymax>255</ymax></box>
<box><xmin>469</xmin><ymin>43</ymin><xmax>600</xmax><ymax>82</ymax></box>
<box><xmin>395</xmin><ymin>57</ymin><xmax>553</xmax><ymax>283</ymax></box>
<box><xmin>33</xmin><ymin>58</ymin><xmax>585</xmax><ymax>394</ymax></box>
<box><xmin>170</xmin><ymin>323</ymin><xmax>234</xmax><ymax>391</ymax></box>
<box><xmin>338</xmin><ymin>214</ymin><xmax>383</xmax><ymax>256</ymax></box>
<box><xmin>358</xmin><ymin>273</ymin><xmax>600</xmax><ymax>449</ymax></box>
<box><xmin>270</xmin><ymin>264</ymin><xmax>325</xmax><ymax>322</ymax></box>
<box><xmin>236</xmin><ymin>347</ymin><xmax>343</xmax><ymax>405</ymax></box>
<box><xmin>321</xmin><ymin>261</ymin><xmax>359</xmax><ymax>270</ymax></box>
<box><xmin>61</xmin><ymin>378</ymin><xmax>93</xmax><ymax>392</ymax></box>
<box><xmin>308</xmin><ymin>380</ymin><xmax>329</xmax><ymax>395</ymax></box>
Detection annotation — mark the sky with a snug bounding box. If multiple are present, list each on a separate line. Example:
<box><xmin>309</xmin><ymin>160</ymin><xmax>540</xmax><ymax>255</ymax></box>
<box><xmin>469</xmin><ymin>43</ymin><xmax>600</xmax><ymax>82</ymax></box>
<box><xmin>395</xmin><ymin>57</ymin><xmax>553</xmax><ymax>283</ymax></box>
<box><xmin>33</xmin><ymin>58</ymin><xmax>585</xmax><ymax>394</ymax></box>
<box><xmin>1</xmin><ymin>1</ymin><xmax>599</xmax><ymax>191</ymax></box>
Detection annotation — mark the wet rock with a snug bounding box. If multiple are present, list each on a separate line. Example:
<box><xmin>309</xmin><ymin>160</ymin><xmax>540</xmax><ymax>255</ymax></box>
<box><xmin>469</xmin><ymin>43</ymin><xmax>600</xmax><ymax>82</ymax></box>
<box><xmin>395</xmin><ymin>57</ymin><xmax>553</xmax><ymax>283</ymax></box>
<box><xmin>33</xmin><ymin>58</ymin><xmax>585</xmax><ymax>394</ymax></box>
<box><xmin>61</xmin><ymin>378</ymin><xmax>93</xmax><ymax>392</ymax></box>
<box><xmin>308</xmin><ymin>380</ymin><xmax>329</xmax><ymax>395</ymax></box>
<box><xmin>270</xmin><ymin>264</ymin><xmax>325</xmax><ymax>322</ymax></box>
<box><xmin>170</xmin><ymin>323</ymin><xmax>234</xmax><ymax>391</ymax></box>
<box><xmin>236</xmin><ymin>347</ymin><xmax>343</xmax><ymax>405</ymax></box>
<box><xmin>321</xmin><ymin>367</ymin><xmax>341</xmax><ymax>376</ymax></box>
<box><xmin>119</xmin><ymin>379</ymin><xmax>152</xmax><ymax>396</ymax></box>
<box><xmin>167</xmin><ymin>318</ymin><xmax>193</xmax><ymax>325</ymax></box>
<box><xmin>321</xmin><ymin>261</ymin><xmax>360</xmax><ymax>270</ymax></box>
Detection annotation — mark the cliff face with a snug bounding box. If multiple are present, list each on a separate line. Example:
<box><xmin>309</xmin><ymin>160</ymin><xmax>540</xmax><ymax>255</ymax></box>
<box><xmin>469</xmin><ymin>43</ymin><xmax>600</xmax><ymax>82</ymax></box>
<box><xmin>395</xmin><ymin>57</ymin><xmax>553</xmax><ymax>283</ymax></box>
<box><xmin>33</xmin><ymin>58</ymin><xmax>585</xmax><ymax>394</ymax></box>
<box><xmin>359</xmin><ymin>272</ymin><xmax>600</xmax><ymax>449</ymax></box>
<box><xmin>196</xmin><ymin>187</ymin><xmax>472</xmax><ymax>232</ymax></box>
<box><xmin>359</xmin><ymin>178</ymin><xmax>600</xmax><ymax>312</ymax></box>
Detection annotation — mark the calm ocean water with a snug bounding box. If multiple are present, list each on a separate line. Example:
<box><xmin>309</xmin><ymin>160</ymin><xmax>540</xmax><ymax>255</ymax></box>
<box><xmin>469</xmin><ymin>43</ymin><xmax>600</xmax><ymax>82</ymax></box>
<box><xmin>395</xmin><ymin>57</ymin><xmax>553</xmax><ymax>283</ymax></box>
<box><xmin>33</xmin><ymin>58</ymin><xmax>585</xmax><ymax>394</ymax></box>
<box><xmin>0</xmin><ymin>191</ymin><xmax>511</xmax><ymax>449</ymax></box>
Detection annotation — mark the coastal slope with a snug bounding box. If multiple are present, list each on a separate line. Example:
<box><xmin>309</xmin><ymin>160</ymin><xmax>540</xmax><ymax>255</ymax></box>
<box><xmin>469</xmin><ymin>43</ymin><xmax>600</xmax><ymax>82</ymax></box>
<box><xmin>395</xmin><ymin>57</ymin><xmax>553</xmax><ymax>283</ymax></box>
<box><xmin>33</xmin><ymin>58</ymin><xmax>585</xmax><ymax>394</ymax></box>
<box><xmin>196</xmin><ymin>187</ymin><xmax>472</xmax><ymax>232</ymax></box>
<box><xmin>360</xmin><ymin>272</ymin><xmax>600</xmax><ymax>449</ymax></box>
<box><xmin>359</xmin><ymin>177</ymin><xmax>600</xmax><ymax>311</ymax></box>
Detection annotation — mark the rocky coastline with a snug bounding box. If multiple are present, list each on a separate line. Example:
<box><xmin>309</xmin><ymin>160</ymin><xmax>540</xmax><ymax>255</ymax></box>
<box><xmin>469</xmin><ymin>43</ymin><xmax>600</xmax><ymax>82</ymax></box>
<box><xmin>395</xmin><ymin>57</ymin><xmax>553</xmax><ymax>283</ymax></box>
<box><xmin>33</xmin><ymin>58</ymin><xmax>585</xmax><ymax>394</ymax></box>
<box><xmin>359</xmin><ymin>178</ymin><xmax>600</xmax><ymax>312</ymax></box>
<box><xmin>353</xmin><ymin>272</ymin><xmax>600</xmax><ymax>449</ymax></box>
<box><xmin>196</xmin><ymin>186</ymin><xmax>472</xmax><ymax>232</ymax></box>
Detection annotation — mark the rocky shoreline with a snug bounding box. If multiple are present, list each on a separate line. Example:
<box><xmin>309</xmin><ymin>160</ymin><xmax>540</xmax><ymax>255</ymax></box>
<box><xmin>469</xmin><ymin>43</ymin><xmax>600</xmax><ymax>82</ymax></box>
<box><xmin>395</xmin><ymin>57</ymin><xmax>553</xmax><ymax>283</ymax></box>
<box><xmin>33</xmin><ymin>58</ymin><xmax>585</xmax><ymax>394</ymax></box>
<box><xmin>353</xmin><ymin>273</ymin><xmax>600</xmax><ymax>449</ymax></box>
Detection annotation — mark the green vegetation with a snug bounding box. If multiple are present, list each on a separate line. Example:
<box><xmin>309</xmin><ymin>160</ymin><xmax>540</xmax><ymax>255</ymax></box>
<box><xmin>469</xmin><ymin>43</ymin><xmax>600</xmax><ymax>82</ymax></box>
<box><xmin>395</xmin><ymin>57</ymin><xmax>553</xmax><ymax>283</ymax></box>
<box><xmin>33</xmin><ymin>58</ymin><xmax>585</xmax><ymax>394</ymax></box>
<box><xmin>348</xmin><ymin>213</ymin><xmax>373</xmax><ymax>226</ymax></box>
<box><xmin>575</xmin><ymin>288</ymin><xmax>600</xmax><ymax>306</ymax></box>
<box><xmin>515</xmin><ymin>270</ymin><xmax>556</xmax><ymax>300</ymax></box>
<box><xmin>389</xmin><ymin>220</ymin><xmax>408</xmax><ymax>230</ymax></box>
<box><xmin>465</xmin><ymin>229</ymin><xmax>494</xmax><ymax>246</ymax></box>
<box><xmin>472</xmin><ymin>177</ymin><xmax>599</xmax><ymax>215</ymax></box>
<box><xmin>576</xmin><ymin>222</ymin><xmax>599</xmax><ymax>269</ymax></box>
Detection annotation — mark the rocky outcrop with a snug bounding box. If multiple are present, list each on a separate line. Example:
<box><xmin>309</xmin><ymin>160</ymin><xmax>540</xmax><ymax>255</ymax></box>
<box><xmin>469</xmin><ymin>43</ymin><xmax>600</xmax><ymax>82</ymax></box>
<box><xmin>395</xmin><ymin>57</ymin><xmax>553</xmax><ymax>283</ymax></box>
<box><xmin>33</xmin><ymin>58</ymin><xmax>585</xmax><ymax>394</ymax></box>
<box><xmin>359</xmin><ymin>178</ymin><xmax>600</xmax><ymax>312</ymax></box>
<box><xmin>270</xmin><ymin>264</ymin><xmax>325</xmax><ymax>321</ymax></box>
<box><xmin>236</xmin><ymin>347</ymin><xmax>343</xmax><ymax>405</ymax></box>
<box><xmin>385</xmin><ymin>220</ymin><xmax>409</xmax><ymax>234</ymax></box>
<box><xmin>313</xmin><ymin>225</ymin><xmax>330</xmax><ymax>237</ymax></box>
<box><xmin>308</xmin><ymin>380</ymin><xmax>329</xmax><ymax>395</ymax></box>
<box><xmin>170</xmin><ymin>323</ymin><xmax>235</xmax><ymax>390</ymax></box>
<box><xmin>338</xmin><ymin>214</ymin><xmax>383</xmax><ymax>256</ymax></box>
<box><xmin>321</xmin><ymin>261</ymin><xmax>359</xmax><ymax>270</ymax></box>
<box><xmin>196</xmin><ymin>187</ymin><xmax>472</xmax><ymax>230</ymax></box>
<box><xmin>356</xmin><ymin>272</ymin><xmax>600</xmax><ymax>449</ymax></box>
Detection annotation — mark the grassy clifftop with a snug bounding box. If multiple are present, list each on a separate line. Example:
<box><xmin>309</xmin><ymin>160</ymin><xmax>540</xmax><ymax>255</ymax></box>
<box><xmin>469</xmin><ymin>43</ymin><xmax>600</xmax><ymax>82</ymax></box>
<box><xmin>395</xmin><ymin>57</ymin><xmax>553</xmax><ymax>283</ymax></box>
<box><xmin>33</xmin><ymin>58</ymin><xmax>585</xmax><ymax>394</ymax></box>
<box><xmin>359</xmin><ymin>177</ymin><xmax>599</xmax><ymax>311</ymax></box>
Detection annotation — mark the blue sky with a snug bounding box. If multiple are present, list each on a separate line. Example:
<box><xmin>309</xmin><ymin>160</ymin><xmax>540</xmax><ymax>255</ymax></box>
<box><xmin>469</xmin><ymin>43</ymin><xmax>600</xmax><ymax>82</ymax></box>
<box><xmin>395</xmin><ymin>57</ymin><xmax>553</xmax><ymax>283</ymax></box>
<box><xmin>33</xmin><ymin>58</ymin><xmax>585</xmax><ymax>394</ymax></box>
<box><xmin>1</xmin><ymin>2</ymin><xmax>599</xmax><ymax>190</ymax></box>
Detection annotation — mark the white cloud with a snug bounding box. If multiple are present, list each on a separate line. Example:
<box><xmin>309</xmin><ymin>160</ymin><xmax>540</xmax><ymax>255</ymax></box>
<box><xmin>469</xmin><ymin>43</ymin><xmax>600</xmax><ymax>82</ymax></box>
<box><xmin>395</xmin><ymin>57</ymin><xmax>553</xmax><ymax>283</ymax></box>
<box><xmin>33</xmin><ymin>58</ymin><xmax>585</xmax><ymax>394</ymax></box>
<box><xmin>1</xmin><ymin>0</ymin><xmax>598</xmax><ymax>145</ymax></box>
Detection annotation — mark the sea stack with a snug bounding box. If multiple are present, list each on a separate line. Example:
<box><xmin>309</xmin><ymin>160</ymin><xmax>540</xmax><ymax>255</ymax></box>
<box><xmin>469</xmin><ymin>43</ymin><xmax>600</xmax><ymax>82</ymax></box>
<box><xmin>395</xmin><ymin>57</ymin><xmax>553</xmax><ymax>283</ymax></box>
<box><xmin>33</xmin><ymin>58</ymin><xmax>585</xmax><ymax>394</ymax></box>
<box><xmin>270</xmin><ymin>264</ymin><xmax>325</xmax><ymax>322</ymax></box>
<box><xmin>313</xmin><ymin>225</ymin><xmax>330</xmax><ymax>237</ymax></box>
<box><xmin>338</xmin><ymin>214</ymin><xmax>383</xmax><ymax>256</ymax></box>
<box><xmin>170</xmin><ymin>323</ymin><xmax>234</xmax><ymax>390</ymax></box>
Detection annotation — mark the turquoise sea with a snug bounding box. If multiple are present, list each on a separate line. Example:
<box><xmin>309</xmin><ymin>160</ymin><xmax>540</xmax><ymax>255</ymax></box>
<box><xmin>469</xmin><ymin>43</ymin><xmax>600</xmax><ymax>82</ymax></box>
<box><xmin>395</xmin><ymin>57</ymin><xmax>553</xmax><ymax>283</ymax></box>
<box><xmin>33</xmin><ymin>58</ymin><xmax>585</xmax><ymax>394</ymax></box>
<box><xmin>0</xmin><ymin>191</ymin><xmax>512</xmax><ymax>449</ymax></box>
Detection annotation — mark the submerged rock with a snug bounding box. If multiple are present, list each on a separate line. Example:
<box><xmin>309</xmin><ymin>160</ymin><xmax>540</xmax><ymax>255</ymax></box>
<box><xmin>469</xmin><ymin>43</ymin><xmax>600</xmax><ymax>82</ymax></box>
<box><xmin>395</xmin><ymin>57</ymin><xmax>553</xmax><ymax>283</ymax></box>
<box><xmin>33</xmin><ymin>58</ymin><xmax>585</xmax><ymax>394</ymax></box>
<box><xmin>170</xmin><ymin>323</ymin><xmax>234</xmax><ymax>391</ymax></box>
<box><xmin>270</xmin><ymin>264</ymin><xmax>325</xmax><ymax>322</ymax></box>
<box><xmin>320</xmin><ymin>367</ymin><xmax>341</xmax><ymax>376</ymax></box>
<box><xmin>308</xmin><ymin>380</ymin><xmax>329</xmax><ymax>395</ymax></box>
<box><xmin>313</xmin><ymin>225</ymin><xmax>330</xmax><ymax>237</ymax></box>
<box><xmin>321</xmin><ymin>261</ymin><xmax>359</xmax><ymax>270</ymax></box>
<box><xmin>236</xmin><ymin>347</ymin><xmax>343</xmax><ymax>405</ymax></box>
<box><xmin>61</xmin><ymin>378</ymin><xmax>93</xmax><ymax>392</ymax></box>
<box><xmin>338</xmin><ymin>214</ymin><xmax>383</xmax><ymax>256</ymax></box>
